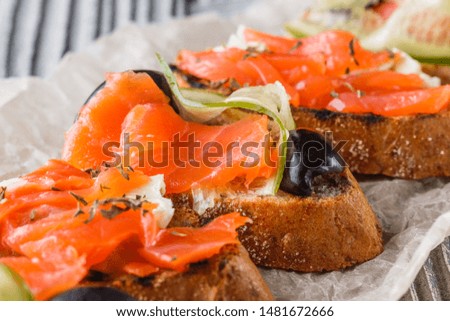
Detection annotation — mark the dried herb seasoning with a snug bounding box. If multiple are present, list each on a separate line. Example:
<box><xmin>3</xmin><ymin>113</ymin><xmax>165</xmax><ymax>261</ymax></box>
<box><xmin>0</xmin><ymin>186</ymin><xmax>6</xmax><ymax>201</ymax></box>
<box><xmin>330</xmin><ymin>91</ymin><xmax>339</xmax><ymax>98</ymax></box>
<box><xmin>69</xmin><ymin>191</ymin><xmax>88</xmax><ymax>206</ymax></box>
<box><xmin>289</xmin><ymin>40</ymin><xmax>303</xmax><ymax>52</ymax></box>
<box><xmin>349</xmin><ymin>38</ymin><xmax>360</xmax><ymax>66</ymax></box>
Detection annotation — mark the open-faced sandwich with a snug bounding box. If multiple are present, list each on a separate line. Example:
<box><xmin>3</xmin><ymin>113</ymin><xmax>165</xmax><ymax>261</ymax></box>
<box><xmin>173</xmin><ymin>27</ymin><xmax>450</xmax><ymax>179</ymax></box>
<box><xmin>285</xmin><ymin>0</ymin><xmax>450</xmax><ymax>64</ymax></box>
<box><xmin>0</xmin><ymin>159</ymin><xmax>272</xmax><ymax>301</ymax></box>
<box><xmin>0</xmin><ymin>62</ymin><xmax>382</xmax><ymax>300</ymax></box>
<box><xmin>63</xmin><ymin>64</ymin><xmax>383</xmax><ymax>273</ymax></box>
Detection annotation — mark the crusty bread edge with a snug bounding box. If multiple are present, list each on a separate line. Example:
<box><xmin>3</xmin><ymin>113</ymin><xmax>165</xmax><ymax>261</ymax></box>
<box><xmin>171</xmin><ymin>168</ymin><xmax>383</xmax><ymax>272</ymax></box>
<box><xmin>293</xmin><ymin>107</ymin><xmax>450</xmax><ymax>179</ymax></box>
<box><xmin>89</xmin><ymin>244</ymin><xmax>273</xmax><ymax>301</ymax></box>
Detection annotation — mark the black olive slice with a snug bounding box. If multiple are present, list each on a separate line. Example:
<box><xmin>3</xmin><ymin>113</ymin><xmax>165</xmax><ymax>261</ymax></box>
<box><xmin>51</xmin><ymin>286</ymin><xmax>135</xmax><ymax>301</ymax></box>
<box><xmin>280</xmin><ymin>129</ymin><xmax>345</xmax><ymax>196</ymax></box>
<box><xmin>83</xmin><ymin>70</ymin><xmax>182</xmax><ymax>114</ymax></box>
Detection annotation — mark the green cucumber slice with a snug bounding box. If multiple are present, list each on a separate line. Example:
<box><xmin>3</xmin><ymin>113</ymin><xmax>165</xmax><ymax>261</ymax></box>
<box><xmin>412</xmin><ymin>56</ymin><xmax>450</xmax><ymax>66</ymax></box>
<box><xmin>285</xmin><ymin>20</ymin><xmax>323</xmax><ymax>39</ymax></box>
<box><xmin>179</xmin><ymin>88</ymin><xmax>226</xmax><ymax>104</ymax></box>
<box><xmin>0</xmin><ymin>263</ymin><xmax>33</xmax><ymax>301</ymax></box>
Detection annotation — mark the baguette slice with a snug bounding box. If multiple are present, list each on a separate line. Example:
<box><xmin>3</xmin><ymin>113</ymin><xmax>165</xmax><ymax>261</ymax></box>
<box><xmin>170</xmin><ymin>168</ymin><xmax>383</xmax><ymax>272</ymax></box>
<box><xmin>292</xmin><ymin>107</ymin><xmax>450</xmax><ymax>179</ymax></box>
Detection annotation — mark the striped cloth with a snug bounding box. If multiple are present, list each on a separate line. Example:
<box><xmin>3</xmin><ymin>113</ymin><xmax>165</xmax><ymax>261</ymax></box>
<box><xmin>0</xmin><ymin>0</ymin><xmax>252</xmax><ymax>78</ymax></box>
<box><xmin>0</xmin><ymin>0</ymin><xmax>197</xmax><ymax>78</ymax></box>
<box><xmin>0</xmin><ymin>0</ymin><xmax>448</xmax><ymax>301</ymax></box>
<box><xmin>402</xmin><ymin>239</ymin><xmax>450</xmax><ymax>300</ymax></box>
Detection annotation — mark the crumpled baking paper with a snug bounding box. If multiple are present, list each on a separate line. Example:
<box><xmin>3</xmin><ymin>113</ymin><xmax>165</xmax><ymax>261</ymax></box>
<box><xmin>0</xmin><ymin>0</ymin><xmax>449</xmax><ymax>300</ymax></box>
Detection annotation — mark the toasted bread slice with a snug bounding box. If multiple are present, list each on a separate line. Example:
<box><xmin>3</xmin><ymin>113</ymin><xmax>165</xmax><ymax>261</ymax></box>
<box><xmin>83</xmin><ymin>244</ymin><xmax>273</xmax><ymax>301</ymax></box>
<box><xmin>292</xmin><ymin>107</ymin><xmax>450</xmax><ymax>179</ymax></box>
<box><xmin>170</xmin><ymin>168</ymin><xmax>383</xmax><ymax>272</ymax></box>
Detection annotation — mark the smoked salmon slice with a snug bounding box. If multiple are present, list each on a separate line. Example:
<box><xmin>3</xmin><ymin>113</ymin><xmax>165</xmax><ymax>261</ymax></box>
<box><xmin>326</xmin><ymin>85</ymin><xmax>450</xmax><ymax>116</ymax></box>
<box><xmin>0</xmin><ymin>160</ymin><xmax>250</xmax><ymax>300</ymax></box>
<box><xmin>63</xmin><ymin>71</ymin><xmax>276</xmax><ymax>194</ymax></box>
<box><xmin>176</xmin><ymin>48</ymin><xmax>300</xmax><ymax>105</ymax></box>
<box><xmin>119</xmin><ymin>103</ymin><xmax>275</xmax><ymax>194</ymax></box>
<box><xmin>62</xmin><ymin>72</ymin><xmax>169</xmax><ymax>170</ymax></box>
<box><xmin>176</xmin><ymin>28</ymin><xmax>450</xmax><ymax>116</ymax></box>
<box><xmin>296</xmin><ymin>71</ymin><xmax>433</xmax><ymax>112</ymax></box>
<box><xmin>140</xmin><ymin>212</ymin><xmax>248</xmax><ymax>271</ymax></box>
<box><xmin>241</xmin><ymin>28</ymin><xmax>397</xmax><ymax>75</ymax></box>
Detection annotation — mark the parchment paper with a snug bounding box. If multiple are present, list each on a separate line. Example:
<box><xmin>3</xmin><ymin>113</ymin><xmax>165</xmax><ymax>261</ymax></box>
<box><xmin>0</xmin><ymin>0</ymin><xmax>449</xmax><ymax>300</ymax></box>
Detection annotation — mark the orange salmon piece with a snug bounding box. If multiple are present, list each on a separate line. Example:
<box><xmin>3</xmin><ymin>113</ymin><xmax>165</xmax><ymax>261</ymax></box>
<box><xmin>62</xmin><ymin>72</ymin><xmax>169</xmax><ymax>170</ymax></box>
<box><xmin>326</xmin><ymin>85</ymin><xmax>450</xmax><ymax>116</ymax></box>
<box><xmin>120</xmin><ymin>103</ymin><xmax>275</xmax><ymax>194</ymax></box>
<box><xmin>177</xmin><ymin>48</ymin><xmax>299</xmax><ymax>105</ymax></box>
<box><xmin>140</xmin><ymin>212</ymin><xmax>249</xmax><ymax>271</ymax></box>
<box><xmin>242</xmin><ymin>28</ymin><xmax>396</xmax><ymax>75</ymax></box>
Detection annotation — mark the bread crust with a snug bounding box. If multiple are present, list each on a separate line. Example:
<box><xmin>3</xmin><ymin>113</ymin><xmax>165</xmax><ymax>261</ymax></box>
<box><xmin>86</xmin><ymin>244</ymin><xmax>273</xmax><ymax>301</ymax></box>
<box><xmin>171</xmin><ymin>168</ymin><xmax>383</xmax><ymax>272</ymax></box>
<box><xmin>82</xmin><ymin>209</ymin><xmax>273</xmax><ymax>300</ymax></box>
<box><xmin>292</xmin><ymin>107</ymin><xmax>450</xmax><ymax>179</ymax></box>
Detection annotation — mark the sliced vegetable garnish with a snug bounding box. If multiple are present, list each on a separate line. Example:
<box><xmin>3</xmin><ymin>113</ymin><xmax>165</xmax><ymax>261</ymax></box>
<box><xmin>157</xmin><ymin>53</ymin><xmax>295</xmax><ymax>193</ymax></box>
<box><xmin>179</xmin><ymin>88</ymin><xmax>226</xmax><ymax>104</ymax></box>
<box><xmin>0</xmin><ymin>263</ymin><xmax>33</xmax><ymax>301</ymax></box>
